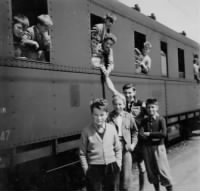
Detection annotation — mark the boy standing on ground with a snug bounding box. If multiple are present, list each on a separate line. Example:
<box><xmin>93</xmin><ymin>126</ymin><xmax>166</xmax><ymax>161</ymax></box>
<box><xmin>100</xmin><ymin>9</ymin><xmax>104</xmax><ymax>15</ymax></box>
<box><xmin>140</xmin><ymin>98</ymin><xmax>173</xmax><ymax>191</ymax></box>
<box><xmin>108</xmin><ymin>95</ymin><xmax>138</xmax><ymax>191</ymax></box>
<box><xmin>79</xmin><ymin>98</ymin><xmax>121</xmax><ymax>191</ymax></box>
<box><xmin>103</xmin><ymin>74</ymin><xmax>146</xmax><ymax>191</ymax></box>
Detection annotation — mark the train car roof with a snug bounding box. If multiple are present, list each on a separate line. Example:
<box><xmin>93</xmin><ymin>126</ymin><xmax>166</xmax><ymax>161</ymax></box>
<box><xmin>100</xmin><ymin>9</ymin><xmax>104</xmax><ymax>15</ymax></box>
<box><xmin>91</xmin><ymin>0</ymin><xmax>199</xmax><ymax>49</ymax></box>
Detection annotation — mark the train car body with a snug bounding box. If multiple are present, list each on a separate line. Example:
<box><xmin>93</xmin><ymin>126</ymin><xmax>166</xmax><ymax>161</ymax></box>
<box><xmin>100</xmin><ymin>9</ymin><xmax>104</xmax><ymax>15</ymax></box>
<box><xmin>0</xmin><ymin>0</ymin><xmax>200</xmax><ymax>190</ymax></box>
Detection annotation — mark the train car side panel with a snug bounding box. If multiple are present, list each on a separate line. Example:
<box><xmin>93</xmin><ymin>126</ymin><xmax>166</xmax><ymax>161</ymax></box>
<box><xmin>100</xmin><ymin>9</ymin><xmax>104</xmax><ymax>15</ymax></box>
<box><xmin>166</xmin><ymin>81</ymin><xmax>199</xmax><ymax>115</ymax></box>
<box><xmin>0</xmin><ymin>66</ymin><xmax>103</xmax><ymax>148</ymax></box>
<box><xmin>50</xmin><ymin>0</ymin><xmax>90</xmax><ymax>67</ymax></box>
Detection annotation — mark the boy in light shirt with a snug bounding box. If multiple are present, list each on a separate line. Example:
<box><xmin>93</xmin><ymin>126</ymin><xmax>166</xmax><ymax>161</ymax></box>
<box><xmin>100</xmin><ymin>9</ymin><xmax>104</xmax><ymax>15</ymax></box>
<box><xmin>108</xmin><ymin>95</ymin><xmax>138</xmax><ymax>191</ymax></box>
<box><xmin>79</xmin><ymin>98</ymin><xmax>121</xmax><ymax>191</ymax></box>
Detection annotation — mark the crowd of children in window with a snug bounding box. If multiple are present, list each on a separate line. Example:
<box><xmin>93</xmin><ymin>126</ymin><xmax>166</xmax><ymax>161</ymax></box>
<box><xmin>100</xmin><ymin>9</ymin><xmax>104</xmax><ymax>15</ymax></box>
<box><xmin>13</xmin><ymin>12</ymin><xmax>199</xmax><ymax>83</ymax></box>
<box><xmin>13</xmin><ymin>12</ymin><xmax>152</xmax><ymax>74</ymax></box>
<box><xmin>80</xmin><ymin>13</ymin><xmax>173</xmax><ymax>191</ymax></box>
<box><xmin>90</xmin><ymin>13</ymin><xmax>152</xmax><ymax>75</ymax></box>
<box><xmin>13</xmin><ymin>14</ymin><xmax>53</xmax><ymax>62</ymax></box>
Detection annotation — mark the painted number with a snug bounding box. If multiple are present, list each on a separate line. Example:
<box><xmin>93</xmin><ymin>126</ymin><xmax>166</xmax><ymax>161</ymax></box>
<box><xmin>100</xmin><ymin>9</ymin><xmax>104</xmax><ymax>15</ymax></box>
<box><xmin>0</xmin><ymin>130</ymin><xmax>10</xmax><ymax>141</ymax></box>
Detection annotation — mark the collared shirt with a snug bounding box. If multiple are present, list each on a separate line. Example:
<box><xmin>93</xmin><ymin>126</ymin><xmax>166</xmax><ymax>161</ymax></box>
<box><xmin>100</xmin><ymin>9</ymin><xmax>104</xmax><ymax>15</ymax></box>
<box><xmin>140</xmin><ymin>114</ymin><xmax>167</xmax><ymax>145</ymax></box>
<box><xmin>115</xmin><ymin>114</ymin><xmax>123</xmax><ymax>137</ymax></box>
<box><xmin>108</xmin><ymin>110</ymin><xmax>138</xmax><ymax>148</ymax></box>
<box><xmin>126</xmin><ymin>98</ymin><xmax>143</xmax><ymax>115</ymax></box>
<box><xmin>79</xmin><ymin>122</ymin><xmax>122</xmax><ymax>173</ymax></box>
<box><xmin>126</xmin><ymin>98</ymin><xmax>146</xmax><ymax>126</ymax></box>
<box><xmin>95</xmin><ymin>124</ymin><xmax>106</xmax><ymax>139</ymax></box>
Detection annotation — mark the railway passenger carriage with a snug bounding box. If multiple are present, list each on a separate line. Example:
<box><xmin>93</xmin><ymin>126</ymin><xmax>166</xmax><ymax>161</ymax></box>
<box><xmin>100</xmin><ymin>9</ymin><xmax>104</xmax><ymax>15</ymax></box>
<box><xmin>0</xmin><ymin>0</ymin><xmax>200</xmax><ymax>190</ymax></box>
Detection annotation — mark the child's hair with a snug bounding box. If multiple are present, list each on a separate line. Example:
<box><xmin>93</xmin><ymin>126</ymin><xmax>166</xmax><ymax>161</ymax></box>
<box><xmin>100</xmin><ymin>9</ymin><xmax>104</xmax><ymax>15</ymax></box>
<box><xmin>146</xmin><ymin>98</ymin><xmax>158</xmax><ymax>106</ymax></box>
<box><xmin>122</xmin><ymin>83</ymin><xmax>136</xmax><ymax>91</ymax></box>
<box><xmin>90</xmin><ymin>98</ymin><xmax>109</xmax><ymax>113</ymax></box>
<box><xmin>143</xmin><ymin>41</ymin><xmax>152</xmax><ymax>49</ymax></box>
<box><xmin>13</xmin><ymin>14</ymin><xmax>30</xmax><ymax>28</ymax></box>
<box><xmin>104</xmin><ymin>13</ymin><xmax>117</xmax><ymax>23</ymax></box>
<box><xmin>112</xmin><ymin>94</ymin><xmax>126</xmax><ymax>105</ymax></box>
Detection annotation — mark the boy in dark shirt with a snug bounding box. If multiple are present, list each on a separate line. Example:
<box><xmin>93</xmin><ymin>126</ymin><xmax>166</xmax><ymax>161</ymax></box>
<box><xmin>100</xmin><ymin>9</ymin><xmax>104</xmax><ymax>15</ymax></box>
<box><xmin>140</xmin><ymin>98</ymin><xmax>173</xmax><ymax>191</ymax></box>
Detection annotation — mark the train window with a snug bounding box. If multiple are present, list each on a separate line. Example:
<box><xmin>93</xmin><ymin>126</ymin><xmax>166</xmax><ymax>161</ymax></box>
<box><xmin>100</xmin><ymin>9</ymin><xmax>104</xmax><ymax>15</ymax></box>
<box><xmin>90</xmin><ymin>14</ymin><xmax>104</xmax><ymax>29</ymax></box>
<box><xmin>160</xmin><ymin>41</ymin><xmax>168</xmax><ymax>76</ymax></box>
<box><xmin>90</xmin><ymin>13</ymin><xmax>117</xmax><ymax>75</ymax></box>
<box><xmin>134</xmin><ymin>31</ymin><xmax>146</xmax><ymax>52</ymax></box>
<box><xmin>11</xmin><ymin>0</ymin><xmax>52</xmax><ymax>62</ymax></box>
<box><xmin>134</xmin><ymin>31</ymin><xmax>153</xmax><ymax>74</ymax></box>
<box><xmin>178</xmin><ymin>48</ymin><xmax>185</xmax><ymax>78</ymax></box>
<box><xmin>90</xmin><ymin>14</ymin><xmax>104</xmax><ymax>57</ymax></box>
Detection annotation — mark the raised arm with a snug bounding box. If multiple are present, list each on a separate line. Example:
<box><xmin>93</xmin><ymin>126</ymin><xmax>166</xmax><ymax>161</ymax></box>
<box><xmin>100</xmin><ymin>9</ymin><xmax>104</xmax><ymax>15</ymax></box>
<box><xmin>104</xmin><ymin>75</ymin><xmax>124</xmax><ymax>100</ymax></box>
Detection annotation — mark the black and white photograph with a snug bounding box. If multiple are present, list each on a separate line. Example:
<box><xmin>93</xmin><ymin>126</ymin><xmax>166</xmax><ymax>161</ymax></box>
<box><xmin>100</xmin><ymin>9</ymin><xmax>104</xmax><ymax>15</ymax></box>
<box><xmin>0</xmin><ymin>0</ymin><xmax>200</xmax><ymax>190</ymax></box>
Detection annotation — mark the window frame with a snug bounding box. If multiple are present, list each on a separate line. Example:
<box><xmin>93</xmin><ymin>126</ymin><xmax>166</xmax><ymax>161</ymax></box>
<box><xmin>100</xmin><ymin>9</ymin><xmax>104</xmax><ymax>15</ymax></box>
<box><xmin>160</xmin><ymin>41</ymin><xmax>168</xmax><ymax>77</ymax></box>
<box><xmin>177</xmin><ymin>48</ymin><xmax>185</xmax><ymax>78</ymax></box>
<box><xmin>11</xmin><ymin>0</ymin><xmax>51</xmax><ymax>62</ymax></box>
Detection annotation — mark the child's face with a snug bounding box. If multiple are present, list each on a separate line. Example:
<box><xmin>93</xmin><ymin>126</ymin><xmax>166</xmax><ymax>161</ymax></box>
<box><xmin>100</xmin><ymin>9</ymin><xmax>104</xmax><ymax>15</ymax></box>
<box><xmin>142</xmin><ymin>47</ymin><xmax>150</xmax><ymax>55</ymax></box>
<box><xmin>146</xmin><ymin>103</ymin><xmax>158</xmax><ymax>116</ymax></box>
<box><xmin>112</xmin><ymin>98</ymin><xmax>125</xmax><ymax>114</ymax></box>
<box><xmin>123</xmin><ymin>87</ymin><xmax>136</xmax><ymax>102</ymax></box>
<box><xmin>92</xmin><ymin>108</ymin><xmax>108</xmax><ymax>127</ymax></box>
<box><xmin>105</xmin><ymin>18</ymin><xmax>113</xmax><ymax>29</ymax></box>
<box><xmin>194</xmin><ymin>58</ymin><xmax>199</xmax><ymax>65</ymax></box>
<box><xmin>38</xmin><ymin>24</ymin><xmax>49</xmax><ymax>33</ymax></box>
<box><xmin>13</xmin><ymin>23</ymin><xmax>24</xmax><ymax>38</ymax></box>
<box><xmin>103</xmin><ymin>39</ymin><xmax>114</xmax><ymax>52</ymax></box>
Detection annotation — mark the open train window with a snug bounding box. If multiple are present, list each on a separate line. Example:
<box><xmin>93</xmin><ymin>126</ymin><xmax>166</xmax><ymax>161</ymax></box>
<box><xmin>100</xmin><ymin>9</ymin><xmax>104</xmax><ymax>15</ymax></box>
<box><xmin>160</xmin><ymin>41</ymin><xmax>168</xmax><ymax>76</ymax></box>
<box><xmin>90</xmin><ymin>14</ymin><xmax>104</xmax><ymax>57</ymax></box>
<box><xmin>134</xmin><ymin>31</ymin><xmax>146</xmax><ymax>52</ymax></box>
<box><xmin>90</xmin><ymin>14</ymin><xmax>104</xmax><ymax>29</ymax></box>
<box><xmin>11</xmin><ymin>0</ymin><xmax>52</xmax><ymax>62</ymax></box>
<box><xmin>178</xmin><ymin>48</ymin><xmax>185</xmax><ymax>78</ymax></box>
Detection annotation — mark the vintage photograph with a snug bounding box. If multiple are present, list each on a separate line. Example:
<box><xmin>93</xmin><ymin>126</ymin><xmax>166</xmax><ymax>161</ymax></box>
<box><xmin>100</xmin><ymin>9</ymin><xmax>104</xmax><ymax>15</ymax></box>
<box><xmin>0</xmin><ymin>0</ymin><xmax>200</xmax><ymax>190</ymax></box>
